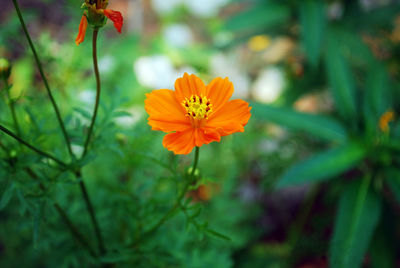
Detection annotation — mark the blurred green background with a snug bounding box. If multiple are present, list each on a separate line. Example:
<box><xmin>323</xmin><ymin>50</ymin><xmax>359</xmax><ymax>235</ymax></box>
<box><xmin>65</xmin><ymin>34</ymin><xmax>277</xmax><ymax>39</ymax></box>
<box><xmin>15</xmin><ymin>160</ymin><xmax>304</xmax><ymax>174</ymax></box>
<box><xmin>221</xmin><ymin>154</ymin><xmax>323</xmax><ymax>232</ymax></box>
<box><xmin>1</xmin><ymin>0</ymin><xmax>400</xmax><ymax>267</ymax></box>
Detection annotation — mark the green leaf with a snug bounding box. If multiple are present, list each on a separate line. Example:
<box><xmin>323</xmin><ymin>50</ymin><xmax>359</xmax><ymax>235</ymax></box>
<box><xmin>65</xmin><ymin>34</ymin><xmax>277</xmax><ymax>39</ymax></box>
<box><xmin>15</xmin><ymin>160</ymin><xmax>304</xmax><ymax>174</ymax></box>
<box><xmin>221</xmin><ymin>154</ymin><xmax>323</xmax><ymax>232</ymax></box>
<box><xmin>225</xmin><ymin>3</ymin><xmax>290</xmax><ymax>32</ymax></box>
<box><xmin>112</xmin><ymin>110</ymin><xmax>132</xmax><ymax>118</ymax></box>
<box><xmin>73</xmin><ymin>107</ymin><xmax>92</xmax><ymax>120</ymax></box>
<box><xmin>277</xmin><ymin>142</ymin><xmax>366</xmax><ymax>187</ymax></box>
<box><xmin>300</xmin><ymin>0</ymin><xmax>326</xmax><ymax>66</ymax></box>
<box><xmin>364</xmin><ymin>64</ymin><xmax>391</xmax><ymax>122</ymax></box>
<box><xmin>0</xmin><ymin>183</ymin><xmax>15</xmax><ymax>210</ymax></box>
<box><xmin>252</xmin><ymin>103</ymin><xmax>347</xmax><ymax>142</ymax></box>
<box><xmin>205</xmin><ymin>229</ymin><xmax>232</xmax><ymax>241</ymax></box>
<box><xmin>329</xmin><ymin>179</ymin><xmax>381</xmax><ymax>268</ymax></box>
<box><xmin>369</xmin><ymin>228</ymin><xmax>395</xmax><ymax>268</ymax></box>
<box><xmin>324</xmin><ymin>29</ymin><xmax>357</xmax><ymax>121</ymax></box>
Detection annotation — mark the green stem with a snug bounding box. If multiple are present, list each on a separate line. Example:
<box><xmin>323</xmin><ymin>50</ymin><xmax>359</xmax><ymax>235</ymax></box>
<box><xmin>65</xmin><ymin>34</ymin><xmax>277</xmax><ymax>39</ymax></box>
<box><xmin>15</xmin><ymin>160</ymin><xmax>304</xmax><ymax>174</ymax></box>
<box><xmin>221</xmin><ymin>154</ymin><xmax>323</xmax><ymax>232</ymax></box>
<box><xmin>11</xmin><ymin>0</ymin><xmax>74</xmax><ymax>159</ymax></box>
<box><xmin>54</xmin><ymin>203</ymin><xmax>97</xmax><ymax>258</ymax></box>
<box><xmin>3</xmin><ymin>77</ymin><xmax>21</xmax><ymax>137</ymax></box>
<box><xmin>82</xmin><ymin>29</ymin><xmax>100</xmax><ymax>158</ymax></box>
<box><xmin>77</xmin><ymin>171</ymin><xmax>106</xmax><ymax>256</ymax></box>
<box><xmin>134</xmin><ymin>147</ymin><xmax>200</xmax><ymax>244</ymax></box>
<box><xmin>0</xmin><ymin>124</ymin><xmax>67</xmax><ymax>168</ymax></box>
<box><xmin>24</xmin><ymin>168</ymin><xmax>97</xmax><ymax>258</ymax></box>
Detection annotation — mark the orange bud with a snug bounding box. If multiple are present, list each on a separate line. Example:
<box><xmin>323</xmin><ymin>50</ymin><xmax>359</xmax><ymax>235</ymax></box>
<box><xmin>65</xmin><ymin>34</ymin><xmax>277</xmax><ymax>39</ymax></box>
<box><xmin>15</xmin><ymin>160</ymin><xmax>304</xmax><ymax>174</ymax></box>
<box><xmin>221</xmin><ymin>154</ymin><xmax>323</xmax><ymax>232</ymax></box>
<box><xmin>75</xmin><ymin>15</ymin><xmax>88</xmax><ymax>46</ymax></box>
<box><xmin>103</xmin><ymin>9</ymin><xmax>123</xmax><ymax>33</ymax></box>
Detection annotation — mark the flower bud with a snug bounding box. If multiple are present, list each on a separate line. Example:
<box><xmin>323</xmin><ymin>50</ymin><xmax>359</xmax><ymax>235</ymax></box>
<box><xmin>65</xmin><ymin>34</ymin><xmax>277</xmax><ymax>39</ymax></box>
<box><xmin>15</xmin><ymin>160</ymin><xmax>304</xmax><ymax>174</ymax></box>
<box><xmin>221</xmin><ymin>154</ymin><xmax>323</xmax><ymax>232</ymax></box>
<box><xmin>0</xmin><ymin>58</ymin><xmax>11</xmax><ymax>80</ymax></box>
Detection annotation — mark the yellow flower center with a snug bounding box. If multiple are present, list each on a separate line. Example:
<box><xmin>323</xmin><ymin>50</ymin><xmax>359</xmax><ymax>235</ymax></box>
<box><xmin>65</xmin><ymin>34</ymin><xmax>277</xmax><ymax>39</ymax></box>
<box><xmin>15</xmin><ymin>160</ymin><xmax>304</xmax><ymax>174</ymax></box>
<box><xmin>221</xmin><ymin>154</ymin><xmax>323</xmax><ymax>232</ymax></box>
<box><xmin>182</xmin><ymin>95</ymin><xmax>213</xmax><ymax>122</ymax></box>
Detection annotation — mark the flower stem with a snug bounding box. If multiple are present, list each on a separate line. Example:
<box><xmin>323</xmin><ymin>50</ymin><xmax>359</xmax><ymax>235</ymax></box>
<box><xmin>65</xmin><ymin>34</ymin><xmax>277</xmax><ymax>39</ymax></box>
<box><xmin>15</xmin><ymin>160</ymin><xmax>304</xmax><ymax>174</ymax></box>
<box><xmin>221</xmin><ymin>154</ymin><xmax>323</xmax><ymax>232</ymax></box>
<box><xmin>133</xmin><ymin>147</ymin><xmax>200</xmax><ymax>245</ymax></box>
<box><xmin>3</xmin><ymin>77</ymin><xmax>21</xmax><ymax>137</ymax></box>
<box><xmin>0</xmin><ymin>124</ymin><xmax>67</xmax><ymax>168</ymax></box>
<box><xmin>11</xmin><ymin>0</ymin><xmax>74</xmax><ymax>159</ymax></box>
<box><xmin>82</xmin><ymin>29</ymin><xmax>101</xmax><ymax>159</ymax></box>
<box><xmin>76</xmin><ymin>171</ymin><xmax>106</xmax><ymax>256</ymax></box>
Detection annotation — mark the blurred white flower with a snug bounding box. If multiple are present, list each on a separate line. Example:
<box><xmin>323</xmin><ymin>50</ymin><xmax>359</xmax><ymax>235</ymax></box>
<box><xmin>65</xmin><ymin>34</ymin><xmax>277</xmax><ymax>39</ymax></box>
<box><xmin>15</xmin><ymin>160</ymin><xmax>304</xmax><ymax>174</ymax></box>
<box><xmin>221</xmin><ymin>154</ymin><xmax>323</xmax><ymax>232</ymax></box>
<box><xmin>71</xmin><ymin>145</ymin><xmax>84</xmax><ymax>158</ymax></box>
<box><xmin>327</xmin><ymin>2</ymin><xmax>343</xmax><ymax>20</ymax></box>
<box><xmin>174</xmin><ymin>66</ymin><xmax>197</xmax><ymax>80</ymax></box>
<box><xmin>99</xmin><ymin>56</ymin><xmax>115</xmax><ymax>73</ymax></box>
<box><xmin>184</xmin><ymin>0</ymin><xmax>229</xmax><ymax>17</ymax></box>
<box><xmin>163</xmin><ymin>24</ymin><xmax>194</xmax><ymax>48</ymax></box>
<box><xmin>78</xmin><ymin>90</ymin><xmax>96</xmax><ymax>106</ymax></box>
<box><xmin>213</xmin><ymin>32</ymin><xmax>234</xmax><ymax>47</ymax></box>
<box><xmin>259</xmin><ymin>139</ymin><xmax>279</xmax><ymax>153</ymax></box>
<box><xmin>210</xmin><ymin>53</ymin><xmax>250</xmax><ymax>98</ymax></box>
<box><xmin>151</xmin><ymin>0</ymin><xmax>183</xmax><ymax>14</ymax></box>
<box><xmin>359</xmin><ymin>0</ymin><xmax>390</xmax><ymax>11</ymax></box>
<box><xmin>134</xmin><ymin>55</ymin><xmax>175</xmax><ymax>89</ymax></box>
<box><xmin>113</xmin><ymin>106</ymin><xmax>144</xmax><ymax>128</ymax></box>
<box><xmin>252</xmin><ymin>67</ymin><xmax>285</xmax><ymax>104</ymax></box>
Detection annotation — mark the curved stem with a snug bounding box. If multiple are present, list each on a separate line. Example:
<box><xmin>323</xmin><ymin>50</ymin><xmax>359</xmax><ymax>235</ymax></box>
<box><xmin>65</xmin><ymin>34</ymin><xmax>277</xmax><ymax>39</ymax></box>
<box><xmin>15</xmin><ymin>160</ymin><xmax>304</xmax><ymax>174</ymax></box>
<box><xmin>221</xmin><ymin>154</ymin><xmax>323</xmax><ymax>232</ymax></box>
<box><xmin>0</xmin><ymin>124</ymin><xmax>67</xmax><ymax>168</ymax></box>
<box><xmin>3</xmin><ymin>77</ymin><xmax>21</xmax><ymax>137</ymax></box>
<box><xmin>11</xmin><ymin>0</ymin><xmax>74</xmax><ymax>159</ymax></box>
<box><xmin>133</xmin><ymin>147</ymin><xmax>200</xmax><ymax>245</ymax></box>
<box><xmin>77</xmin><ymin>171</ymin><xmax>106</xmax><ymax>256</ymax></box>
<box><xmin>82</xmin><ymin>29</ymin><xmax>100</xmax><ymax>159</ymax></box>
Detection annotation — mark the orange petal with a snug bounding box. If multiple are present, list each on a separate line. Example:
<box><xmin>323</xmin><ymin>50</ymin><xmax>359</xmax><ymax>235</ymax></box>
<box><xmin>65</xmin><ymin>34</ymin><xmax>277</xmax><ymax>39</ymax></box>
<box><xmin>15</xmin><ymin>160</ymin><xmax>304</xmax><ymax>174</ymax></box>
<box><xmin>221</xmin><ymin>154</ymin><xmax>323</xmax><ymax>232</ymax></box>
<box><xmin>75</xmin><ymin>15</ymin><xmax>88</xmax><ymax>46</ymax></box>
<box><xmin>145</xmin><ymin>89</ymin><xmax>191</xmax><ymax>132</ymax></box>
<box><xmin>162</xmin><ymin>129</ymin><xmax>220</xmax><ymax>155</ymax></box>
<box><xmin>206</xmin><ymin>99</ymin><xmax>251</xmax><ymax>136</ymax></box>
<box><xmin>205</xmin><ymin>77</ymin><xmax>233</xmax><ymax>112</ymax></box>
<box><xmin>163</xmin><ymin>129</ymin><xmax>196</xmax><ymax>155</ymax></box>
<box><xmin>194</xmin><ymin>128</ymin><xmax>221</xmax><ymax>147</ymax></box>
<box><xmin>174</xmin><ymin>73</ymin><xmax>206</xmax><ymax>102</ymax></box>
<box><xmin>103</xmin><ymin>9</ymin><xmax>123</xmax><ymax>33</ymax></box>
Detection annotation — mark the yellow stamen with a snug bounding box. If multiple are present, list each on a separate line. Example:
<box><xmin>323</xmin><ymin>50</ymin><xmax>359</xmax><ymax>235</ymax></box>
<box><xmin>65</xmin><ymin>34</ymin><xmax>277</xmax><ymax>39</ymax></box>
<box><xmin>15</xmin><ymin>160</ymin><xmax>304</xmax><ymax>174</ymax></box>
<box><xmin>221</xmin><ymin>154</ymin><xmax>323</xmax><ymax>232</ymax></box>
<box><xmin>182</xmin><ymin>95</ymin><xmax>213</xmax><ymax>126</ymax></box>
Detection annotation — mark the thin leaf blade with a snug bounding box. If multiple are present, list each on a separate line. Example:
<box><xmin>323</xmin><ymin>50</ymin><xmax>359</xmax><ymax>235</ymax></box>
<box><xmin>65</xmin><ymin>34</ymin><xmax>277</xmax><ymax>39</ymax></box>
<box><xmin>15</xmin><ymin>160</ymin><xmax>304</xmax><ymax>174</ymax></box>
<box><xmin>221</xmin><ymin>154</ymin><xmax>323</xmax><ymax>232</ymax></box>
<box><xmin>324</xmin><ymin>28</ymin><xmax>357</xmax><ymax>121</ymax></box>
<box><xmin>277</xmin><ymin>142</ymin><xmax>366</xmax><ymax>187</ymax></box>
<box><xmin>330</xmin><ymin>179</ymin><xmax>381</xmax><ymax>268</ymax></box>
<box><xmin>300</xmin><ymin>0</ymin><xmax>326</xmax><ymax>66</ymax></box>
<box><xmin>252</xmin><ymin>102</ymin><xmax>348</xmax><ymax>142</ymax></box>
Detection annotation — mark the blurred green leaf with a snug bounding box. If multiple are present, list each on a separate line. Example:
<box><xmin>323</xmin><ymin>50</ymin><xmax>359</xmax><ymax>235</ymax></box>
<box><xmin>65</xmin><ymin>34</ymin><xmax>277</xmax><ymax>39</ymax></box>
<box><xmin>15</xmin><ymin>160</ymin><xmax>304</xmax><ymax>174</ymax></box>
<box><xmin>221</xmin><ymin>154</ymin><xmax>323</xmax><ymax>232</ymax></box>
<box><xmin>225</xmin><ymin>3</ymin><xmax>290</xmax><ymax>32</ymax></box>
<box><xmin>33</xmin><ymin>202</ymin><xmax>44</xmax><ymax>249</ymax></box>
<box><xmin>324</xmin><ymin>29</ymin><xmax>357</xmax><ymax>121</ymax></box>
<box><xmin>299</xmin><ymin>0</ymin><xmax>325</xmax><ymax>67</ymax></box>
<box><xmin>362</xmin><ymin>64</ymin><xmax>391</xmax><ymax>136</ymax></box>
<box><xmin>277</xmin><ymin>142</ymin><xmax>366</xmax><ymax>187</ymax></box>
<box><xmin>205</xmin><ymin>229</ymin><xmax>232</xmax><ymax>241</ymax></box>
<box><xmin>369</xmin><ymin>227</ymin><xmax>395</xmax><ymax>268</ymax></box>
<box><xmin>73</xmin><ymin>107</ymin><xmax>92</xmax><ymax>120</ymax></box>
<box><xmin>330</xmin><ymin>179</ymin><xmax>381</xmax><ymax>268</ymax></box>
<box><xmin>385</xmin><ymin>169</ymin><xmax>400</xmax><ymax>203</ymax></box>
<box><xmin>252</xmin><ymin>102</ymin><xmax>347</xmax><ymax>142</ymax></box>
<box><xmin>112</xmin><ymin>110</ymin><xmax>132</xmax><ymax>118</ymax></box>
<box><xmin>0</xmin><ymin>183</ymin><xmax>15</xmax><ymax>210</ymax></box>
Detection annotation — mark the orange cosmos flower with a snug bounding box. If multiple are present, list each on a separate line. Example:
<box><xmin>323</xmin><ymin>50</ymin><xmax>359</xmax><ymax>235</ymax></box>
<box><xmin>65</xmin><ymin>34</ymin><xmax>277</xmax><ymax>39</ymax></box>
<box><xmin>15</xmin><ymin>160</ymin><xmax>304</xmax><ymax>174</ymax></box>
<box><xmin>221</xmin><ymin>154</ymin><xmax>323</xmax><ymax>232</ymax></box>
<box><xmin>145</xmin><ymin>73</ymin><xmax>252</xmax><ymax>155</ymax></box>
<box><xmin>75</xmin><ymin>0</ymin><xmax>123</xmax><ymax>46</ymax></box>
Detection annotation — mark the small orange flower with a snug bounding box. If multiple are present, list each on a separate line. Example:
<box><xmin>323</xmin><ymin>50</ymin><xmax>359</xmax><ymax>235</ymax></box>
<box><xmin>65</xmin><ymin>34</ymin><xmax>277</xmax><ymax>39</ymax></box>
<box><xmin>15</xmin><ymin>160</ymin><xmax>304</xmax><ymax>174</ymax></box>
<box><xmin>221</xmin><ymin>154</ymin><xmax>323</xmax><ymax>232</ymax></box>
<box><xmin>145</xmin><ymin>73</ymin><xmax>252</xmax><ymax>155</ymax></box>
<box><xmin>75</xmin><ymin>0</ymin><xmax>123</xmax><ymax>46</ymax></box>
<box><xmin>379</xmin><ymin>109</ymin><xmax>395</xmax><ymax>133</ymax></box>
